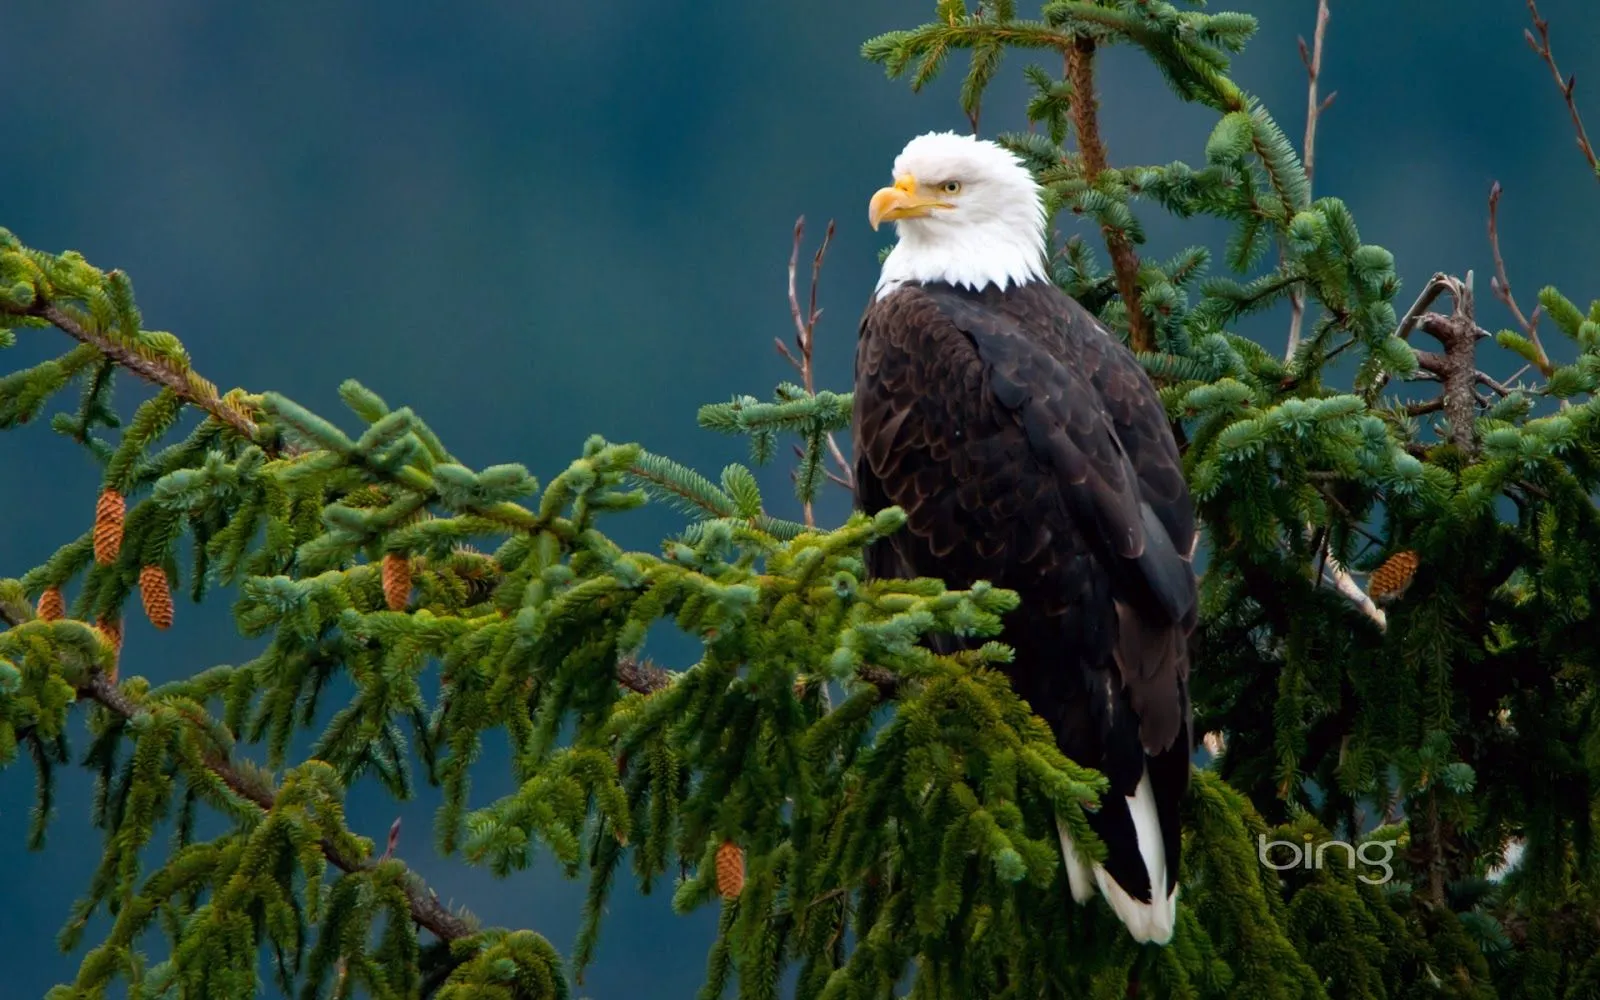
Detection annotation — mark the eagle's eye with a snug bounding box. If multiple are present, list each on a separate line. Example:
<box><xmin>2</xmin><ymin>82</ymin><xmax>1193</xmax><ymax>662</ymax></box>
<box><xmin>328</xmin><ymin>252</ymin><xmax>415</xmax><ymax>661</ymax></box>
<box><xmin>940</xmin><ymin>180</ymin><xmax>962</xmax><ymax>195</ymax></box>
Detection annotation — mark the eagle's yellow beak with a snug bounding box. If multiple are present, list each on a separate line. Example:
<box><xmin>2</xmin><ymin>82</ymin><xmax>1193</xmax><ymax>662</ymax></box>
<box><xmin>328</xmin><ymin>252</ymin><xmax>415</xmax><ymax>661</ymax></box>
<box><xmin>869</xmin><ymin>175</ymin><xmax>943</xmax><ymax>230</ymax></box>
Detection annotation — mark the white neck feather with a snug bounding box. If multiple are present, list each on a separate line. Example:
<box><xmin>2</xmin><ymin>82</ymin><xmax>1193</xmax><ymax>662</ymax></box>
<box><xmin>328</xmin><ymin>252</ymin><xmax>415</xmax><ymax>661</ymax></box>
<box><xmin>875</xmin><ymin>212</ymin><xmax>1047</xmax><ymax>299</ymax></box>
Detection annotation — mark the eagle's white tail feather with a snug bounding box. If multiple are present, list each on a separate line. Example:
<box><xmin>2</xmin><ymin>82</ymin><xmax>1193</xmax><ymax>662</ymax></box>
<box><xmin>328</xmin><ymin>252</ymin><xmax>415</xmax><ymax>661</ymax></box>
<box><xmin>1056</xmin><ymin>768</ymin><xmax>1178</xmax><ymax>945</ymax></box>
<box><xmin>1054</xmin><ymin>814</ymin><xmax>1097</xmax><ymax>903</ymax></box>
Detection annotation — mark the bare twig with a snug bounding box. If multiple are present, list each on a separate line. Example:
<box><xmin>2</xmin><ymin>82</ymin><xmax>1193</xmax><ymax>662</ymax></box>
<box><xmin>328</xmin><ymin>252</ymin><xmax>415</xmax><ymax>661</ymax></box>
<box><xmin>785</xmin><ymin>217</ymin><xmax>833</xmax><ymax>398</ymax></box>
<box><xmin>381</xmin><ymin>818</ymin><xmax>402</xmax><ymax>861</ymax></box>
<box><xmin>1476</xmin><ymin>371</ymin><xmax>1515</xmax><ymax>397</ymax></box>
<box><xmin>1524</xmin><ymin>0</ymin><xmax>1600</xmax><ymax>178</ymax></box>
<box><xmin>780</xmin><ymin>216</ymin><xmax>854</xmax><ymax>526</ymax></box>
<box><xmin>1296</xmin><ymin>3</ymin><xmax>1337</xmax><ymax>192</ymax></box>
<box><xmin>1064</xmin><ymin>37</ymin><xmax>1152</xmax><ymax>354</ymax></box>
<box><xmin>1285</xmin><ymin>0</ymin><xmax>1335</xmax><ymax>361</ymax></box>
<box><xmin>1486</xmin><ymin>182</ymin><xmax>1553</xmax><ymax>377</ymax></box>
<box><xmin>825</xmin><ymin>428</ymin><xmax>853</xmax><ymax>484</ymax></box>
<box><xmin>1394</xmin><ymin>273</ymin><xmax>1453</xmax><ymax>344</ymax></box>
<box><xmin>1305</xmin><ymin>480</ymin><xmax>1387</xmax><ymax>554</ymax></box>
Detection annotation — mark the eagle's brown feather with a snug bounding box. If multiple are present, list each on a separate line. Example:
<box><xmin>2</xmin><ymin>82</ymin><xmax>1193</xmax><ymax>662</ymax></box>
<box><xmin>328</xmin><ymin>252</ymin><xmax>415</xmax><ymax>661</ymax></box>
<box><xmin>854</xmin><ymin>278</ymin><xmax>1196</xmax><ymax>905</ymax></box>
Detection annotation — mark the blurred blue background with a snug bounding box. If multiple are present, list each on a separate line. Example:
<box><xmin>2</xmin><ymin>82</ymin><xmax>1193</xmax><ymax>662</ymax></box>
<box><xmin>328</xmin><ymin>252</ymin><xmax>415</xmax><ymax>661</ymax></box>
<box><xmin>2</xmin><ymin>1</ymin><xmax>1596</xmax><ymax>995</ymax></box>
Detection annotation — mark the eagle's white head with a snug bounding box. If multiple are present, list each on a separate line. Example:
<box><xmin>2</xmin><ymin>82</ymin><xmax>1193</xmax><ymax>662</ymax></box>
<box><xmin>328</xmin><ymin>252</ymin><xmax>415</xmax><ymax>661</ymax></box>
<box><xmin>870</xmin><ymin>131</ymin><xmax>1048</xmax><ymax>298</ymax></box>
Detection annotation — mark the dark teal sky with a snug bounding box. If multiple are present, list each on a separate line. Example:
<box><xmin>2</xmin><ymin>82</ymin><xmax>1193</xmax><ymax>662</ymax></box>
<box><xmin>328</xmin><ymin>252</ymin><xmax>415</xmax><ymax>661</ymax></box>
<box><xmin>2</xmin><ymin>2</ymin><xmax>1597</xmax><ymax>995</ymax></box>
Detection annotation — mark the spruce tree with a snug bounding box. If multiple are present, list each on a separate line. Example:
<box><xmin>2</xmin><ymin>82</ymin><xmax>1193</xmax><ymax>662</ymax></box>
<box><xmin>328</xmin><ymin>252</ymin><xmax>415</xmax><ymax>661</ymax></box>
<box><xmin>3</xmin><ymin>1</ymin><xmax>1600</xmax><ymax>997</ymax></box>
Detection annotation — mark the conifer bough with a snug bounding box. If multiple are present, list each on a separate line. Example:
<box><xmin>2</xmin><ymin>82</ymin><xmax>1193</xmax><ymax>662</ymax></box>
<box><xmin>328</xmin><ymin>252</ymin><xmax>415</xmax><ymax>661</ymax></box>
<box><xmin>3</xmin><ymin>0</ymin><xmax>1600</xmax><ymax>996</ymax></box>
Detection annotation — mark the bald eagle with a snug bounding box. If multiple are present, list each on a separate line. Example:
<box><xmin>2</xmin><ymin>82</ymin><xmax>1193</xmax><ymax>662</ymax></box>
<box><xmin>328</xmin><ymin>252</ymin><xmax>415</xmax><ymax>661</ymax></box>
<box><xmin>853</xmin><ymin>132</ymin><xmax>1197</xmax><ymax>945</ymax></box>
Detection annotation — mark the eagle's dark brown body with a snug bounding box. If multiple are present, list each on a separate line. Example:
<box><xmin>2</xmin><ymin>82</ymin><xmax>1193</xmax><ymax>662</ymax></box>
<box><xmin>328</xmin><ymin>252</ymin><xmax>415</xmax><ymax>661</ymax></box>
<box><xmin>852</xmin><ymin>278</ymin><xmax>1197</xmax><ymax>913</ymax></box>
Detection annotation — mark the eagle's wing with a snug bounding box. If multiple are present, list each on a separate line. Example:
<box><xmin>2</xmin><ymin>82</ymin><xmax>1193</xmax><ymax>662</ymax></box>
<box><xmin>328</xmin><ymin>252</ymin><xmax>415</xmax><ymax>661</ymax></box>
<box><xmin>853</xmin><ymin>282</ymin><xmax>1196</xmax><ymax>754</ymax></box>
<box><xmin>939</xmin><ymin>286</ymin><xmax>1195</xmax><ymax>625</ymax></box>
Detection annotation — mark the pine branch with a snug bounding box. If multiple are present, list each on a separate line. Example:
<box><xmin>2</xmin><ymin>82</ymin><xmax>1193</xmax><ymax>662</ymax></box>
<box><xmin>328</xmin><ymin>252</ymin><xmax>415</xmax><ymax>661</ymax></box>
<box><xmin>1065</xmin><ymin>35</ymin><xmax>1151</xmax><ymax>354</ymax></box>
<box><xmin>1523</xmin><ymin>0</ymin><xmax>1599</xmax><ymax>179</ymax></box>
<box><xmin>70</xmin><ymin>661</ymin><xmax>477</xmax><ymax>942</ymax></box>
<box><xmin>0</xmin><ymin>595</ymin><xmax>479</xmax><ymax>945</ymax></box>
<box><xmin>33</xmin><ymin>301</ymin><xmax>264</xmax><ymax>446</ymax></box>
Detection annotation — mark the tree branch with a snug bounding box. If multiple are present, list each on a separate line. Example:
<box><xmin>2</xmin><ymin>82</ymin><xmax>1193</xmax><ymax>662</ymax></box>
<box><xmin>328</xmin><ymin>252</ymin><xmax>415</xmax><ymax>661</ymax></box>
<box><xmin>82</xmin><ymin>667</ymin><xmax>477</xmax><ymax>942</ymax></box>
<box><xmin>779</xmin><ymin>216</ymin><xmax>853</xmax><ymax>526</ymax></box>
<box><xmin>31</xmin><ymin>301</ymin><xmax>265</xmax><ymax>445</ymax></box>
<box><xmin>1486</xmin><ymin>181</ymin><xmax>1553</xmax><ymax>377</ymax></box>
<box><xmin>1065</xmin><ymin>36</ymin><xmax>1152</xmax><ymax>354</ymax></box>
<box><xmin>1412</xmin><ymin>272</ymin><xmax>1485</xmax><ymax>455</ymax></box>
<box><xmin>1394</xmin><ymin>273</ymin><xmax>1453</xmax><ymax>344</ymax></box>
<box><xmin>0</xmin><ymin>598</ymin><xmax>477</xmax><ymax>943</ymax></box>
<box><xmin>1476</xmin><ymin>371</ymin><xmax>1515</xmax><ymax>397</ymax></box>
<box><xmin>1286</xmin><ymin>0</ymin><xmax>1335</xmax><ymax>361</ymax></box>
<box><xmin>4</xmin><ymin>600</ymin><xmax>884</xmax><ymax>952</ymax></box>
<box><xmin>1524</xmin><ymin>0</ymin><xmax>1599</xmax><ymax>179</ymax></box>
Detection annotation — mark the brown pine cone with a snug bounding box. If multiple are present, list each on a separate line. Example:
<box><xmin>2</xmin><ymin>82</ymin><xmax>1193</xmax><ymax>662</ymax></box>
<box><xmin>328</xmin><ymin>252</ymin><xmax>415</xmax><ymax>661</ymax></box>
<box><xmin>382</xmin><ymin>552</ymin><xmax>412</xmax><ymax>611</ymax></box>
<box><xmin>93</xmin><ymin>488</ymin><xmax>126</xmax><ymax>565</ymax></box>
<box><xmin>36</xmin><ymin>586</ymin><xmax>65</xmax><ymax>622</ymax></box>
<box><xmin>715</xmin><ymin>839</ymin><xmax>746</xmax><ymax>900</ymax></box>
<box><xmin>140</xmin><ymin>565</ymin><xmax>174</xmax><ymax>629</ymax></box>
<box><xmin>1367</xmin><ymin>550</ymin><xmax>1420</xmax><ymax>603</ymax></box>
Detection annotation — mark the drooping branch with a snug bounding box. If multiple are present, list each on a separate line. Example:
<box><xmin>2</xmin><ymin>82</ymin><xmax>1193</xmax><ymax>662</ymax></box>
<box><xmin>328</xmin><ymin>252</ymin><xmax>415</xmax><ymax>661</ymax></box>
<box><xmin>57</xmin><ymin>653</ymin><xmax>478</xmax><ymax>943</ymax></box>
<box><xmin>1064</xmin><ymin>36</ymin><xmax>1151</xmax><ymax>354</ymax></box>
<box><xmin>0</xmin><ymin>610</ymin><xmax>676</xmax><ymax>950</ymax></box>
